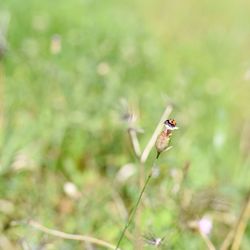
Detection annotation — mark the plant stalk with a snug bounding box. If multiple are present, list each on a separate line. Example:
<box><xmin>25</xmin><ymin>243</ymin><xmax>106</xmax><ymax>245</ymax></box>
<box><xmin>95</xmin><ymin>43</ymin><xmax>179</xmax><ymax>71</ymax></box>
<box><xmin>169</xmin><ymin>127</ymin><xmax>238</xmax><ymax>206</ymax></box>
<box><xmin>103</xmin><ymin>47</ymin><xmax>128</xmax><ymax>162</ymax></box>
<box><xmin>115</xmin><ymin>169</ymin><xmax>153</xmax><ymax>249</ymax></box>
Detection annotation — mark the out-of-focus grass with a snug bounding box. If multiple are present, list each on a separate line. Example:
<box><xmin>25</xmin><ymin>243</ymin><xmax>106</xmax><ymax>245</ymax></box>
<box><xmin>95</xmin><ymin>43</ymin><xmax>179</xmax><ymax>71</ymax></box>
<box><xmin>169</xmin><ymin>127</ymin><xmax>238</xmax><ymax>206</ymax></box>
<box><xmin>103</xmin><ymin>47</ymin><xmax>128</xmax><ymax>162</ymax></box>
<box><xmin>0</xmin><ymin>0</ymin><xmax>250</xmax><ymax>249</ymax></box>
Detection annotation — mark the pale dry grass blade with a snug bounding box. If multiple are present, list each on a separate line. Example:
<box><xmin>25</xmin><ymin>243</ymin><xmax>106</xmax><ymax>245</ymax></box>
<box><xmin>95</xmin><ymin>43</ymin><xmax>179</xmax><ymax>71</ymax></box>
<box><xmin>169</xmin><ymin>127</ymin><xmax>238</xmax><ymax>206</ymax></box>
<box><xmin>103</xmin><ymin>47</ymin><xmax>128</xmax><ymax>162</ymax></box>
<box><xmin>220</xmin><ymin>192</ymin><xmax>250</xmax><ymax>250</ymax></box>
<box><xmin>199</xmin><ymin>231</ymin><xmax>216</xmax><ymax>250</ymax></box>
<box><xmin>220</xmin><ymin>229</ymin><xmax>234</xmax><ymax>250</ymax></box>
<box><xmin>140</xmin><ymin>105</ymin><xmax>173</xmax><ymax>163</ymax></box>
<box><xmin>24</xmin><ymin>220</ymin><xmax>119</xmax><ymax>250</ymax></box>
<box><xmin>231</xmin><ymin>193</ymin><xmax>250</xmax><ymax>250</ymax></box>
<box><xmin>128</xmin><ymin>128</ymin><xmax>141</xmax><ymax>159</ymax></box>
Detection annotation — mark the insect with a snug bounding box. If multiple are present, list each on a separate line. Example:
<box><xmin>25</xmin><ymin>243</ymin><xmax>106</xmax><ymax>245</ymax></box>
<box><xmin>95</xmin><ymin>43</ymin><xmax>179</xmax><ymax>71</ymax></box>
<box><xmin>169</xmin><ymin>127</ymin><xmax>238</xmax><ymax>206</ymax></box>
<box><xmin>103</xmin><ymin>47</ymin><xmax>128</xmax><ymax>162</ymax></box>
<box><xmin>155</xmin><ymin>119</ymin><xmax>178</xmax><ymax>159</ymax></box>
<box><xmin>143</xmin><ymin>233</ymin><xmax>166</xmax><ymax>248</ymax></box>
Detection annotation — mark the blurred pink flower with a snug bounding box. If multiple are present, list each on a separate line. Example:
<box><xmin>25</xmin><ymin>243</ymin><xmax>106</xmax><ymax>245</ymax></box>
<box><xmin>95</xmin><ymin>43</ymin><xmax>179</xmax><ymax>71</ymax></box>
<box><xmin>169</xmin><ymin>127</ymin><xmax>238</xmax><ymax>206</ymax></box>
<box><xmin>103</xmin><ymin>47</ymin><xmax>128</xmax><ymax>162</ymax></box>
<box><xmin>198</xmin><ymin>216</ymin><xmax>213</xmax><ymax>235</ymax></box>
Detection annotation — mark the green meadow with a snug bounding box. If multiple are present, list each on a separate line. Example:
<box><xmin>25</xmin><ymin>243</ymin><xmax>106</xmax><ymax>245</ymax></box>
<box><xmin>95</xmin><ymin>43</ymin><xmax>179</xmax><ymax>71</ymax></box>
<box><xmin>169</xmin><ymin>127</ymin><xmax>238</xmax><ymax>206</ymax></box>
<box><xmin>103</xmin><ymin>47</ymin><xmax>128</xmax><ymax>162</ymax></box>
<box><xmin>0</xmin><ymin>0</ymin><xmax>250</xmax><ymax>249</ymax></box>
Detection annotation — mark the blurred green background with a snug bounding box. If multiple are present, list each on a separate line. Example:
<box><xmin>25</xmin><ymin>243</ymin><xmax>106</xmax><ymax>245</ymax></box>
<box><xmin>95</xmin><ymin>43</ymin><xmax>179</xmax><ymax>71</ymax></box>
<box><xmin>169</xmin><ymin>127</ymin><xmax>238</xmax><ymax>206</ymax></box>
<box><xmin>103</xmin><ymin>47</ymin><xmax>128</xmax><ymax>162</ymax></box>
<box><xmin>1</xmin><ymin>0</ymin><xmax>250</xmax><ymax>249</ymax></box>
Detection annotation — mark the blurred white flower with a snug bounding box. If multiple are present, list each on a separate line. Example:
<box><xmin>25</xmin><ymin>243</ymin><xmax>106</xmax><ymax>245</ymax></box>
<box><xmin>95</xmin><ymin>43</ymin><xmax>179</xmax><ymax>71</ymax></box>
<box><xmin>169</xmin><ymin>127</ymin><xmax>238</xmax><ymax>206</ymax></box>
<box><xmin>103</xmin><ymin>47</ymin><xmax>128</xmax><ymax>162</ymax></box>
<box><xmin>152</xmin><ymin>165</ymin><xmax>160</xmax><ymax>178</ymax></box>
<box><xmin>116</xmin><ymin>163</ymin><xmax>136</xmax><ymax>183</ymax></box>
<box><xmin>213</xmin><ymin>131</ymin><xmax>225</xmax><ymax>149</ymax></box>
<box><xmin>63</xmin><ymin>182</ymin><xmax>81</xmax><ymax>200</ymax></box>
<box><xmin>12</xmin><ymin>151</ymin><xmax>34</xmax><ymax>171</ymax></box>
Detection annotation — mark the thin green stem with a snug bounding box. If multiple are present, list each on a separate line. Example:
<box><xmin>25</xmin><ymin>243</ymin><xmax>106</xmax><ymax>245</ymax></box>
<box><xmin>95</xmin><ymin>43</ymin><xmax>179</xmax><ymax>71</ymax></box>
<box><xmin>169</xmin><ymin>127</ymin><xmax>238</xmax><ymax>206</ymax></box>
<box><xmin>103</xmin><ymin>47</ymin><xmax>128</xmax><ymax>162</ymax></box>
<box><xmin>115</xmin><ymin>159</ymin><xmax>158</xmax><ymax>249</ymax></box>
